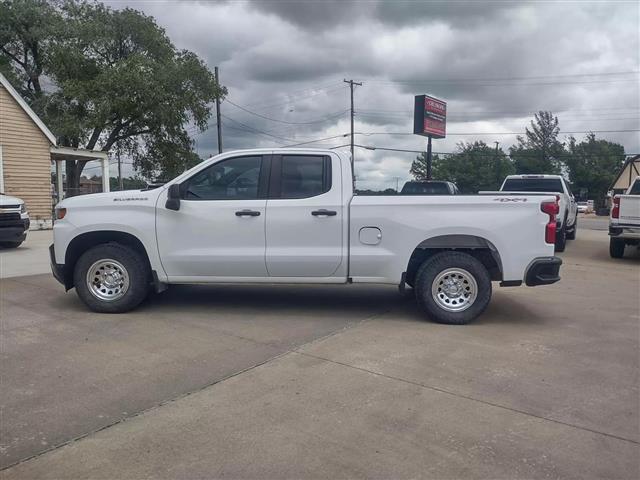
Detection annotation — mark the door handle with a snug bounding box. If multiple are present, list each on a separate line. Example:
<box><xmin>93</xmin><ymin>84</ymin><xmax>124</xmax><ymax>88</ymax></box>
<box><xmin>235</xmin><ymin>210</ymin><xmax>261</xmax><ymax>217</ymax></box>
<box><xmin>311</xmin><ymin>209</ymin><xmax>337</xmax><ymax>216</ymax></box>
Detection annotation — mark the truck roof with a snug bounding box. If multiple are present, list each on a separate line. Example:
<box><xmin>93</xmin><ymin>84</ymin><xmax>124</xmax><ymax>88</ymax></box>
<box><xmin>504</xmin><ymin>174</ymin><xmax>564</xmax><ymax>180</ymax></box>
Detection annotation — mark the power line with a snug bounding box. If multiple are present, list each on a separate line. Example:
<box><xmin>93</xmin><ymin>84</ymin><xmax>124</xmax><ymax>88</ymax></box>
<box><xmin>282</xmin><ymin>134</ymin><xmax>349</xmax><ymax>148</ymax></box>
<box><xmin>241</xmin><ymin>85</ymin><xmax>348</xmax><ymax>110</ymax></box>
<box><xmin>221</xmin><ymin>115</ymin><xmax>294</xmax><ymax>144</ymax></box>
<box><xmin>241</xmin><ymin>81</ymin><xmax>343</xmax><ymax>107</ymax></box>
<box><xmin>351</xmin><ymin>144</ymin><xmax>638</xmax><ymax>158</ymax></box>
<box><xmin>369</xmin><ymin>70</ymin><xmax>639</xmax><ymax>84</ymax></box>
<box><xmin>225</xmin><ymin>99</ymin><xmax>349</xmax><ymax>125</ymax></box>
<box><xmin>354</xmin><ymin>129</ymin><xmax>640</xmax><ymax>136</ymax></box>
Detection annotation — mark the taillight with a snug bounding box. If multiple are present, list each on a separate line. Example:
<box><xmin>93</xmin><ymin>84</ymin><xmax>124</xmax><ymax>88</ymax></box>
<box><xmin>541</xmin><ymin>200</ymin><xmax>559</xmax><ymax>244</ymax></box>
<box><xmin>556</xmin><ymin>194</ymin><xmax>561</xmax><ymax>203</ymax></box>
<box><xmin>611</xmin><ymin>196</ymin><xmax>620</xmax><ymax>219</ymax></box>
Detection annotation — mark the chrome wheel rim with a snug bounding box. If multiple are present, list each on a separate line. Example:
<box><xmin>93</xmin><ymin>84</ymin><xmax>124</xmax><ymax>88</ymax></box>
<box><xmin>431</xmin><ymin>268</ymin><xmax>477</xmax><ymax>312</ymax></box>
<box><xmin>86</xmin><ymin>259</ymin><xmax>130</xmax><ymax>301</ymax></box>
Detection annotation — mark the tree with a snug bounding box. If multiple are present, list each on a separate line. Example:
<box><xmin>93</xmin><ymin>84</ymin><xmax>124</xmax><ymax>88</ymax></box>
<box><xmin>510</xmin><ymin>111</ymin><xmax>564</xmax><ymax>174</ymax></box>
<box><xmin>565</xmin><ymin>133</ymin><xmax>625</xmax><ymax>207</ymax></box>
<box><xmin>0</xmin><ymin>0</ymin><xmax>225</xmax><ymax>194</ymax></box>
<box><xmin>410</xmin><ymin>141</ymin><xmax>514</xmax><ymax>193</ymax></box>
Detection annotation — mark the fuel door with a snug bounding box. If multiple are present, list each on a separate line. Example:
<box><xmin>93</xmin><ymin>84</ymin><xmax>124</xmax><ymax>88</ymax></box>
<box><xmin>359</xmin><ymin>227</ymin><xmax>382</xmax><ymax>245</ymax></box>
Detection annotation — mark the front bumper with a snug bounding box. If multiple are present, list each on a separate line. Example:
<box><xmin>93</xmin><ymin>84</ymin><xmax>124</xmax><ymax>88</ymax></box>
<box><xmin>49</xmin><ymin>244</ymin><xmax>70</xmax><ymax>289</ymax></box>
<box><xmin>0</xmin><ymin>218</ymin><xmax>29</xmax><ymax>242</ymax></box>
<box><xmin>525</xmin><ymin>257</ymin><xmax>562</xmax><ymax>286</ymax></box>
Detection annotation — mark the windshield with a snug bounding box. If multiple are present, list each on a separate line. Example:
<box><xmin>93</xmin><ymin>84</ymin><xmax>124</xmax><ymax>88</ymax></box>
<box><xmin>401</xmin><ymin>182</ymin><xmax>451</xmax><ymax>195</ymax></box>
<box><xmin>502</xmin><ymin>178</ymin><xmax>564</xmax><ymax>193</ymax></box>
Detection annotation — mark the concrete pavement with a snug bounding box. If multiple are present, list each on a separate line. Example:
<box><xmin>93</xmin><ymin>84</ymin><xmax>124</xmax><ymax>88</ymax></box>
<box><xmin>1</xmin><ymin>222</ymin><xmax>638</xmax><ymax>478</ymax></box>
<box><xmin>0</xmin><ymin>230</ymin><xmax>52</xmax><ymax>278</ymax></box>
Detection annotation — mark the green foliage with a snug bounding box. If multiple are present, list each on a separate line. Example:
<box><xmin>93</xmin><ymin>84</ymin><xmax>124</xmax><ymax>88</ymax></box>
<box><xmin>355</xmin><ymin>188</ymin><xmax>398</xmax><ymax>196</ymax></box>
<box><xmin>510</xmin><ymin>111</ymin><xmax>563</xmax><ymax>174</ymax></box>
<box><xmin>0</xmin><ymin>0</ymin><xmax>225</xmax><ymax>191</ymax></box>
<box><xmin>565</xmin><ymin>133</ymin><xmax>625</xmax><ymax>206</ymax></box>
<box><xmin>411</xmin><ymin>141</ymin><xmax>515</xmax><ymax>193</ymax></box>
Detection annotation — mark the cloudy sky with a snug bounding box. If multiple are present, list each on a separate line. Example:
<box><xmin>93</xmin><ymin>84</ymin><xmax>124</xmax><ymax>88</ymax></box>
<box><xmin>106</xmin><ymin>0</ymin><xmax>639</xmax><ymax>189</ymax></box>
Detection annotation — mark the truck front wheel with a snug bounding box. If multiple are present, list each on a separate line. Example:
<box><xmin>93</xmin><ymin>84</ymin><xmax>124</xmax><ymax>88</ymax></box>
<box><xmin>414</xmin><ymin>252</ymin><xmax>492</xmax><ymax>325</ymax></box>
<box><xmin>73</xmin><ymin>243</ymin><xmax>150</xmax><ymax>313</ymax></box>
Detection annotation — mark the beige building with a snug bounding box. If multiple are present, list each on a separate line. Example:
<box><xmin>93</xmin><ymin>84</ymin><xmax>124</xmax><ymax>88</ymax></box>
<box><xmin>0</xmin><ymin>72</ymin><xmax>109</xmax><ymax>229</ymax></box>
<box><xmin>610</xmin><ymin>155</ymin><xmax>640</xmax><ymax>195</ymax></box>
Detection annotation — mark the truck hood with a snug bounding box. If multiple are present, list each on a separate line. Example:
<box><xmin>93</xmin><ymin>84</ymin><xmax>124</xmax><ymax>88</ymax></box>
<box><xmin>57</xmin><ymin>189</ymin><xmax>161</xmax><ymax>209</ymax></box>
<box><xmin>0</xmin><ymin>193</ymin><xmax>24</xmax><ymax>207</ymax></box>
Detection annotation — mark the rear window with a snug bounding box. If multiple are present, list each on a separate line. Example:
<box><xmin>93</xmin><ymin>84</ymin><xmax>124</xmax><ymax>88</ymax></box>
<box><xmin>401</xmin><ymin>182</ymin><xmax>451</xmax><ymax>195</ymax></box>
<box><xmin>629</xmin><ymin>180</ymin><xmax>640</xmax><ymax>195</ymax></box>
<box><xmin>502</xmin><ymin>178</ymin><xmax>564</xmax><ymax>193</ymax></box>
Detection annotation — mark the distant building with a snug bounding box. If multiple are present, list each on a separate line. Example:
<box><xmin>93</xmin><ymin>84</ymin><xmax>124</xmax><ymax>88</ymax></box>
<box><xmin>0</xmin><ymin>72</ymin><xmax>109</xmax><ymax>229</ymax></box>
<box><xmin>610</xmin><ymin>155</ymin><xmax>640</xmax><ymax>196</ymax></box>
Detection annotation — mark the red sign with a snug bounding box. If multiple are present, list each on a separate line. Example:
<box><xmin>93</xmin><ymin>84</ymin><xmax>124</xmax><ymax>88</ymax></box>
<box><xmin>414</xmin><ymin>95</ymin><xmax>446</xmax><ymax>138</ymax></box>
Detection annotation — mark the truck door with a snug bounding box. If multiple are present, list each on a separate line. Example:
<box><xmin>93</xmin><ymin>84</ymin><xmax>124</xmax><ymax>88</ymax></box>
<box><xmin>156</xmin><ymin>154</ymin><xmax>270</xmax><ymax>278</ymax></box>
<box><xmin>265</xmin><ymin>154</ymin><xmax>344</xmax><ymax>277</ymax></box>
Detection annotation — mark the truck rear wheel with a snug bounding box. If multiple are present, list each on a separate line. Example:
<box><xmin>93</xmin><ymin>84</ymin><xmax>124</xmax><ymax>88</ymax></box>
<box><xmin>73</xmin><ymin>243</ymin><xmax>150</xmax><ymax>313</ymax></box>
<box><xmin>414</xmin><ymin>252</ymin><xmax>492</xmax><ymax>325</ymax></box>
<box><xmin>609</xmin><ymin>238</ymin><xmax>625</xmax><ymax>258</ymax></box>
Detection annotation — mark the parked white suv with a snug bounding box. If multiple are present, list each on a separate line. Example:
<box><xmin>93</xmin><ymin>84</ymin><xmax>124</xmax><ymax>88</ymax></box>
<box><xmin>0</xmin><ymin>193</ymin><xmax>30</xmax><ymax>248</ymax></box>
<box><xmin>496</xmin><ymin>175</ymin><xmax>578</xmax><ymax>252</ymax></box>
<box><xmin>51</xmin><ymin>149</ymin><xmax>562</xmax><ymax>325</ymax></box>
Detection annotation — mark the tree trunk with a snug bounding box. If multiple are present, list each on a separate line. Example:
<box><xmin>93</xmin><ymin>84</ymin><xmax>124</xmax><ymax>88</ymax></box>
<box><xmin>64</xmin><ymin>161</ymin><xmax>85</xmax><ymax>197</ymax></box>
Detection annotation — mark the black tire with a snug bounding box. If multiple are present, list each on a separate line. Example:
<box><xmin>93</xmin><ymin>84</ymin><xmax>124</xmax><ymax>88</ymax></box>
<box><xmin>566</xmin><ymin>216</ymin><xmax>577</xmax><ymax>240</ymax></box>
<box><xmin>414</xmin><ymin>251</ymin><xmax>492</xmax><ymax>325</ymax></box>
<box><xmin>555</xmin><ymin>224</ymin><xmax>567</xmax><ymax>252</ymax></box>
<box><xmin>74</xmin><ymin>243</ymin><xmax>150</xmax><ymax>313</ymax></box>
<box><xmin>609</xmin><ymin>238</ymin><xmax>625</xmax><ymax>259</ymax></box>
<box><xmin>0</xmin><ymin>241</ymin><xmax>23</xmax><ymax>248</ymax></box>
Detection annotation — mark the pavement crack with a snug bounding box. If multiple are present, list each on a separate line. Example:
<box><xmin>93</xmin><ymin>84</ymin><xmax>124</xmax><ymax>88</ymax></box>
<box><xmin>296</xmin><ymin>351</ymin><xmax>640</xmax><ymax>446</ymax></box>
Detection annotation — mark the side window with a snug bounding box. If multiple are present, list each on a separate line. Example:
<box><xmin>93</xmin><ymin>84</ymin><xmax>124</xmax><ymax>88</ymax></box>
<box><xmin>278</xmin><ymin>155</ymin><xmax>331</xmax><ymax>199</ymax></box>
<box><xmin>183</xmin><ymin>156</ymin><xmax>262</xmax><ymax>200</ymax></box>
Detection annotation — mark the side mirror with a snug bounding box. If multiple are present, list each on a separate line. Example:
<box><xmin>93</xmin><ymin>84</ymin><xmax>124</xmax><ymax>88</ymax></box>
<box><xmin>165</xmin><ymin>183</ymin><xmax>181</xmax><ymax>211</ymax></box>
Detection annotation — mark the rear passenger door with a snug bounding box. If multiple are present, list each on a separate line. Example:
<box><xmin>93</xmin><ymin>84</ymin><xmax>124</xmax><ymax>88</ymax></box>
<box><xmin>265</xmin><ymin>154</ymin><xmax>344</xmax><ymax>277</ymax></box>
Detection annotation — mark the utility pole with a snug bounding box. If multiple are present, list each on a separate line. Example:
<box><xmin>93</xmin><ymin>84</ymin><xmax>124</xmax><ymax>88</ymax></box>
<box><xmin>344</xmin><ymin>79</ymin><xmax>362</xmax><ymax>166</ymax></box>
<box><xmin>117</xmin><ymin>144</ymin><xmax>123</xmax><ymax>191</ymax></box>
<box><xmin>215</xmin><ymin>66</ymin><xmax>223</xmax><ymax>154</ymax></box>
<box><xmin>494</xmin><ymin>141</ymin><xmax>500</xmax><ymax>188</ymax></box>
<box><xmin>426</xmin><ymin>136</ymin><xmax>433</xmax><ymax>180</ymax></box>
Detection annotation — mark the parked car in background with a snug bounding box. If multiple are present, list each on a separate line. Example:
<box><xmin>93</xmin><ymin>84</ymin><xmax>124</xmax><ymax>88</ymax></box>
<box><xmin>577</xmin><ymin>200</ymin><xmax>594</xmax><ymax>214</ymax></box>
<box><xmin>609</xmin><ymin>176</ymin><xmax>640</xmax><ymax>258</ymax></box>
<box><xmin>50</xmin><ymin>148</ymin><xmax>562</xmax><ymax>325</ymax></box>
<box><xmin>0</xmin><ymin>193</ymin><xmax>30</xmax><ymax>248</ymax></box>
<box><xmin>400</xmin><ymin>181</ymin><xmax>460</xmax><ymax>195</ymax></box>
<box><xmin>486</xmin><ymin>174</ymin><xmax>577</xmax><ymax>252</ymax></box>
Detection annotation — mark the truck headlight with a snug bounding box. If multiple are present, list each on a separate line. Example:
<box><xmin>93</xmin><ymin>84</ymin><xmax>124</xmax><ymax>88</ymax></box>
<box><xmin>55</xmin><ymin>208</ymin><xmax>67</xmax><ymax>220</ymax></box>
<box><xmin>20</xmin><ymin>203</ymin><xmax>27</xmax><ymax>214</ymax></box>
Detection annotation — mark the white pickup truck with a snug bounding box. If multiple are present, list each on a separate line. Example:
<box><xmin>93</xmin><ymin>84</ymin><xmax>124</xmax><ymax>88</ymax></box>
<box><xmin>487</xmin><ymin>174</ymin><xmax>578</xmax><ymax>252</ymax></box>
<box><xmin>0</xmin><ymin>193</ymin><xmax>30</xmax><ymax>248</ymax></box>
<box><xmin>50</xmin><ymin>149</ymin><xmax>562</xmax><ymax>325</ymax></box>
<box><xmin>609</xmin><ymin>176</ymin><xmax>640</xmax><ymax>258</ymax></box>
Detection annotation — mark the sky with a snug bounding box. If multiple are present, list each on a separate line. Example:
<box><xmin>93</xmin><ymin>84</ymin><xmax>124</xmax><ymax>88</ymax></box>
<box><xmin>104</xmin><ymin>0</ymin><xmax>639</xmax><ymax>190</ymax></box>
